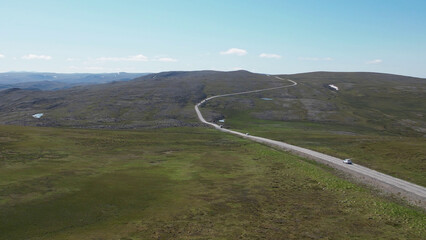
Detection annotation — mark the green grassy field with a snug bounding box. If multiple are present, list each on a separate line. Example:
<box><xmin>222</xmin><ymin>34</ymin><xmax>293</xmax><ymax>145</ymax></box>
<box><xmin>0</xmin><ymin>125</ymin><xmax>424</xmax><ymax>239</ymax></box>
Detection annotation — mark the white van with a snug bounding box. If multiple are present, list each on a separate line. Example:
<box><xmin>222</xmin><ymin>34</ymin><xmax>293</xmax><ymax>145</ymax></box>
<box><xmin>343</xmin><ymin>159</ymin><xmax>352</xmax><ymax>164</ymax></box>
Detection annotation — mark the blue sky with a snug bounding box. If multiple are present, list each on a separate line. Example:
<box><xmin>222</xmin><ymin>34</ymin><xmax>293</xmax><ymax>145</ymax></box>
<box><xmin>1</xmin><ymin>0</ymin><xmax>425</xmax><ymax>77</ymax></box>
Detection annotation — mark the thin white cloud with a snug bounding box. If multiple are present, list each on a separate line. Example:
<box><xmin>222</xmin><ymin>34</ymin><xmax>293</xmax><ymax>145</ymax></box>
<box><xmin>0</xmin><ymin>54</ymin><xmax>5</xmax><ymax>58</ymax></box>
<box><xmin>156</xmin><ymin>57</ymin><xmax>177</xmax><ymax>62</ymax></box>
<box><xmin>66</xmin><ymin>58</ymin><xmax>80</xmax><ymax>61</ymax></box>
<box><xmin>366</xmin><ymin>59</ymin><xmax>382</xmax><ymax>64</ymax></box>
<box><xmin>220</xmin><ymin>48</ymin><xmax>247</xmax><ymax>56</ymax></box>
<box><xmin>259</xmin><ymin>53</ymin><xmax>281</xmax><ymax>59</ymax></box>
<box><xmin>96</xmin><ymin>54</ymin><xmax>148</xmax><ymax>62</ymax></box>
<box><xmin>298</xmin><ymin>57</ymin><xmax>333</xmax><ymax>61</ymax></box>
<box><xmin>22</xmin><ymin>54</ymin><xmax>52</xmax><ymax>60</ymax></box>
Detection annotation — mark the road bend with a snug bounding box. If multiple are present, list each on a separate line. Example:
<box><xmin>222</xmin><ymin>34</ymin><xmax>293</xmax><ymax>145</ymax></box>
<box><xmin>195</xmin><ymin>75</ymin><xmax>426</xmax><ymax>209</ymax></box>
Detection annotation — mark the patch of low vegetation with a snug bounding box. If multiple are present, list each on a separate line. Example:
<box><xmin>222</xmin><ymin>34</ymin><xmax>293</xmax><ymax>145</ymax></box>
<box><xmin>0</xmin><ymin>125</ymin><xmax>424</xmax><ymax>239</ymax></box>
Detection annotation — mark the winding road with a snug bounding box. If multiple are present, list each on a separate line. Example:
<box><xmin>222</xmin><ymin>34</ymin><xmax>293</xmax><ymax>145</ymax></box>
<box><xmin>195</xmin><ymin>76</ymin><xmax>426</xmax><ymax>208</ymax></box>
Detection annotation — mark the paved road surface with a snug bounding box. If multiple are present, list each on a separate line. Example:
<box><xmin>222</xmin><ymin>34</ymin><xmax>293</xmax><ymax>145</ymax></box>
<box><xmin>195</xmin><ymin>76</ymin><xmax>426</xmax><ymax>208</ymax></box>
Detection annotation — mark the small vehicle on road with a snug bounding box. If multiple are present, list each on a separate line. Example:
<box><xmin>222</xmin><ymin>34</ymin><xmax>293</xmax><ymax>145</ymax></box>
<box><xmin>245</xmin><ymin>133</ymin><xmax>249</xmax><ymax>135</ymax></box>
<box><xmin>343</xmin><ymin>159</ymin><xmax>352</xmax><ymax>164</ymax></box>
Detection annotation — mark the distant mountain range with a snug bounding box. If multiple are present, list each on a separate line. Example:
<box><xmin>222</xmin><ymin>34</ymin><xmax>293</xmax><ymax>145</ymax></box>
<box><xmin>0</xmin><ymin>72</ymin><xmax>149</xmax><ymax>90</ymax></box>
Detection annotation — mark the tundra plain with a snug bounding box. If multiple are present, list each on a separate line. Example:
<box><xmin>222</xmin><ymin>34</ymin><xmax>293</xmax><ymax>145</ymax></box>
<box><xmin>0</xmin><ymin>125</ymin><xmax>424</xmax><ymax>239</ymax></box>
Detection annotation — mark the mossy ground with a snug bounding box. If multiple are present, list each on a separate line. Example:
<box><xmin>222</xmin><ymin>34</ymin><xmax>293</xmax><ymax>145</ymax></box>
<box><xmin>0</xmin><ymin>125</ymin><xmax>424</xmax><ymax>239</ymax></box>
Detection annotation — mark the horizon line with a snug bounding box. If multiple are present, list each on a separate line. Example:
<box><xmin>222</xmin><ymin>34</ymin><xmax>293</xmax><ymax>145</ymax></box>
<box><xmin>0</xmin><ymin>70</ymin><xmax>425</xmax><ymax>79</ymax></box>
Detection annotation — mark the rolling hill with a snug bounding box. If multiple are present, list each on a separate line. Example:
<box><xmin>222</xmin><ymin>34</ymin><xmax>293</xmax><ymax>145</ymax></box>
<box><xmin>0</xmin><ymin>70</ymin><xmax>425</xmax><ymax>185</ymax></box>
<box><xmin>0</xmin><ymin>70</ymin><xmax>284</xmax><ymax>128</ymax></box>
<box><xmin>0</xmin><ymin>70</ymin><xmax>424</xmax><ymax>136</ymax></box>
<box><xmin>203</xmin><ymin>71</ymin><xmax>426</xmax><ymax>136</ymax></box>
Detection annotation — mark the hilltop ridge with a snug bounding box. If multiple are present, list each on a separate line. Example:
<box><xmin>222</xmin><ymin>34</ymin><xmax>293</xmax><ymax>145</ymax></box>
<box><xmin>0</xmin><ymin>70</ymin><xmax>424</xmax><ymax>132</ymax></box>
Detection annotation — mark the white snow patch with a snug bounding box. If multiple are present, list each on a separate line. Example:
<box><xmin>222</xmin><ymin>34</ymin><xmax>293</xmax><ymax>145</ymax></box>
<box><xmin>32</xmin><ymin>113</ymin><xmax>44</xmax><ymax>119</ymax></box>
<box><xmin>328</xmin><ymin>84</ymin><xmax>339</xmax><ymax>91</ymax></box>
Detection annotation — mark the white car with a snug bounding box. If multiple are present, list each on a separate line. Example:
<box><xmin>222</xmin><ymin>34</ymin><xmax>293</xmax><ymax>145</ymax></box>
<box><xmin>343</xmin><ymin>159</ymin><xmax>352</xmax><ymax>164</ymax></box>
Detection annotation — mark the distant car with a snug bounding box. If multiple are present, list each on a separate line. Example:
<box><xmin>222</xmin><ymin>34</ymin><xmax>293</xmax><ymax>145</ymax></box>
<box><xmin>343</xmin><ymin>159</ymin><xmax>352</xmax><ymax>164</ymax></box>
<box><xmin>245</xmin><ymin>133</ymin><xmax>249</xmax><ymax>135</ymax></box>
